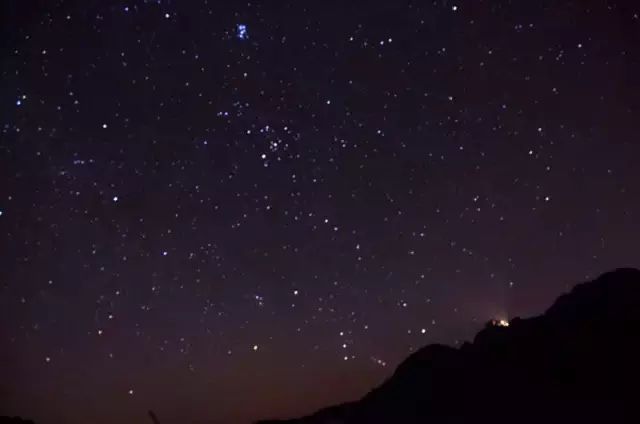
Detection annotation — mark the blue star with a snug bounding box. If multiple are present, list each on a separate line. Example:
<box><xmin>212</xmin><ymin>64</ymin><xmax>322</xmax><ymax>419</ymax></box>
<box><xmin>237</xmin><ymin>24</ymin><xmax>248</xmax><ymax>40</ymax></box>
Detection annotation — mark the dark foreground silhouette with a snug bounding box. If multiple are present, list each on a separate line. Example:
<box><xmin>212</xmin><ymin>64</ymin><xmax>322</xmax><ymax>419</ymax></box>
<box><xmin>3</xmin><ymin>269</ymin><xmax>639</xmax><ymax>424</ymax></box>
<box><xmin>257</xmin><ymin>268</ymin><xmax>640</xmax><ymax>424</ymax></box>
<box><xmin>0</xmin><ymin>418</ymin><xmax>34</xmax><ymax>424</ymax></box>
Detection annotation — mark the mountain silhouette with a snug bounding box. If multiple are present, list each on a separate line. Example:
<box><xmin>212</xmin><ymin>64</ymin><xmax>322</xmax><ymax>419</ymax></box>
<box><xmin>0</xmin><ymin>418</ymin><xmax>35</xmax><ymax>424</ymax></box>
<box><xmin>257</xmin><ymin>268</ymin><xmax>640</xmax><ymax>424</ymax></box>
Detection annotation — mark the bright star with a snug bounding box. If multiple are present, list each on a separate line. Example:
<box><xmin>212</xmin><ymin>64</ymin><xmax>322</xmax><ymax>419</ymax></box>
<box><xmin>237</xmin><ymin>24</ymin><xmax>248</xmax><ymax>40</ymax></box>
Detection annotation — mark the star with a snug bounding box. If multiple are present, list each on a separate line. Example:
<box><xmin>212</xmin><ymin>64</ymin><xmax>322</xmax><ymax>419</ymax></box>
<box><xmin>237</xmin><ymin>24</ymin><xmax>248</xmax><ymax>40</ymax></box>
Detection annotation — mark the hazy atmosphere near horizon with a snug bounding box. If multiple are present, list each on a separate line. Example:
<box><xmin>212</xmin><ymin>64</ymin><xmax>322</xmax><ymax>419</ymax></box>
<box><xmin>1</xmin><ymin>1</ymin><xmax>639</xmax><ymax>423</ymax></box>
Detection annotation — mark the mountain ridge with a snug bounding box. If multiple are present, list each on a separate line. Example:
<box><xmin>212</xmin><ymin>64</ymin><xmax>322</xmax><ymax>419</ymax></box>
<box><xmin>257</xmin><ymin>268</ymin><xmax>640</xmax><ymax>424</ymax></box>
<box><xmin>3</xmin><ymin>269</ymin><xmax>639</xmax><ymax>424</ymax></box>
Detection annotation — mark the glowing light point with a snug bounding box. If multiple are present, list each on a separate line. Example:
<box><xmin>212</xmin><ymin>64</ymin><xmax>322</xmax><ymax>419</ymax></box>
<box><xmin>237</xmin><ymin>24</ymin><xmax>248</xmax><ymax>40</ymax></box>
<box><xmin>494</xmin><ymin>319</ymin><xmax>510</xmax><ymax>327</ymax></box>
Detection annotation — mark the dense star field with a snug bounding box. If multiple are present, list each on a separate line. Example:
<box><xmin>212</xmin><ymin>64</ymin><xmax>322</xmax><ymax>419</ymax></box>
<box><xmin>1</xmin><ymin>1</ymin><xmax>639</xmax><ymax>423</ymax></box>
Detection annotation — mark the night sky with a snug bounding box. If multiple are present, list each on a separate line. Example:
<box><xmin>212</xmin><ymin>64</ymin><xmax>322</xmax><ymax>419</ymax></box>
<box><xmin>1</xmin><ymin>1</ymin><xmax>639</xmax><ymax>423</ymax></box>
